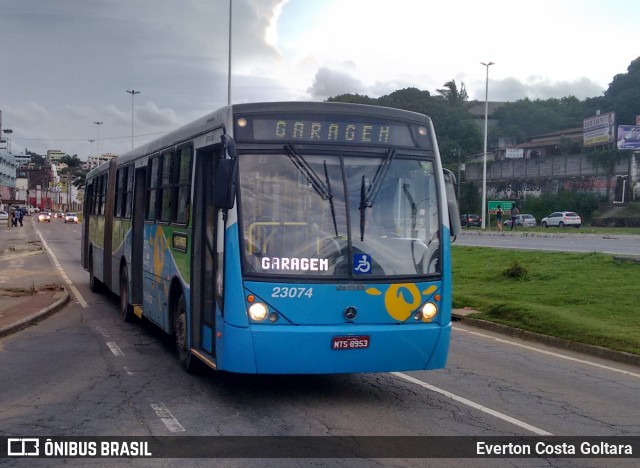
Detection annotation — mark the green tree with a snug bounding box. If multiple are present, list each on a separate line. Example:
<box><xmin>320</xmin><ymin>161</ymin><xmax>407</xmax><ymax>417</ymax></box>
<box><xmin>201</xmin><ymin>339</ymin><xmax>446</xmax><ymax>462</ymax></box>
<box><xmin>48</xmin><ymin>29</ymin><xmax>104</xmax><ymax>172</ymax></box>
<box><xmin>59</xmin><ymin>154</ymin><xmax>82</xmax><ymax>170</ymax></box>
<box><xmin>436</xmin><ymin>80</ymin><xmax>469</xmax><ymax>105</ymax></box>
<box><xmin>329</xmin><ymin>85</ymin><xmax>483</xmax><ymax>163</ymax></box>
<box><xmin>602</xmin><ymin>56</ymin><xmax>640</xmax><ymax>125</ymax></box>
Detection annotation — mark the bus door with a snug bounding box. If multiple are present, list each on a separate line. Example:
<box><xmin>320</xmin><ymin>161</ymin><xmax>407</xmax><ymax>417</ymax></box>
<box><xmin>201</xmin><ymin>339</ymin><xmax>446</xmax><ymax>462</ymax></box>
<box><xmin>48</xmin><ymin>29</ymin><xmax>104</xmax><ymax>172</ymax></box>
<box><xmin>191</xmin><ymin>145</ymin><xmax>221</xmax><ymax>360</ymax></box>
<box><xmin>130</xmin><ymin>166</ymin><xmax>146</xmax><ymax>306</ymax></box>
<box><xmin>81</xmin><ymin>182</ymin><xmax>93</xmax><ymax>270</ymax></box>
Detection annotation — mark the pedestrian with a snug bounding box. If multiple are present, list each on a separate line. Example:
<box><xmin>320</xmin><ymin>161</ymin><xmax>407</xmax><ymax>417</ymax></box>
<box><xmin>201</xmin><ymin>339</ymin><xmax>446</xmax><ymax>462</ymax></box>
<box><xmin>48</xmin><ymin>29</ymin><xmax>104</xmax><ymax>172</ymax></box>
<box><xmin>17</xmin><ymin>208</ymin><xmax>24</xmax><ymax>227</ymax></box>
<box><xmin>11</xmin><ymin>209</ymin><xmax>18</xmax><ymax>227</ymax></box>
<box><xmin>496</xmin><ymin>205</ymin><xmax>503</xmax><ymax>231</ymax></box>
<box><xmin>510</xmin><ymin>204</ymin><xmax>519</xmax><ymax>231</ymax></box>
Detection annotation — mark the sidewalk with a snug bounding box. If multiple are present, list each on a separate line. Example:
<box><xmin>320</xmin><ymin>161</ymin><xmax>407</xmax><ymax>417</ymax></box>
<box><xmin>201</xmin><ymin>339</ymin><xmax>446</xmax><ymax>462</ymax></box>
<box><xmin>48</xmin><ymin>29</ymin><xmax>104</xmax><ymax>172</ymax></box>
<box><xmin>0</xmin><ymin>216</ymin><xmax>69</xmax><ymax>338</ymax></box>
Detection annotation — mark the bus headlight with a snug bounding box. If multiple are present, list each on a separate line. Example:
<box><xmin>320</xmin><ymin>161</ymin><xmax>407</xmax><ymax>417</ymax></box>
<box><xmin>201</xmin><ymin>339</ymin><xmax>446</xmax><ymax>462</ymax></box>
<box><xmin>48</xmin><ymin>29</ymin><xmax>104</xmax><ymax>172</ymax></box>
<box><xmin>414</xmin><ymin>302</ymin><xmax>437</xmax><ymax>322</ymax></box>
<box><xmin>248</xmin><ymin>302</ymin><xmax>269</xmax><ymax>321</ymax></box>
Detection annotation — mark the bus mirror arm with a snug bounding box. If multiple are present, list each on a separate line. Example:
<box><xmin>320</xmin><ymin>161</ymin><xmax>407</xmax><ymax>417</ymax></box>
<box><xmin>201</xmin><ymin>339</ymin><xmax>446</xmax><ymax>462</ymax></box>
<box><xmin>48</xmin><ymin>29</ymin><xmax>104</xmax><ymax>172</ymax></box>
<box><xmin>221</xmin><ymin>134</ymin><xmax>237</xmax><ymax>159</ymax></box>
<box><xmin>214</xmin><ymin>158</ymin><xmax>238</xmax><ymax>210</ymax></box>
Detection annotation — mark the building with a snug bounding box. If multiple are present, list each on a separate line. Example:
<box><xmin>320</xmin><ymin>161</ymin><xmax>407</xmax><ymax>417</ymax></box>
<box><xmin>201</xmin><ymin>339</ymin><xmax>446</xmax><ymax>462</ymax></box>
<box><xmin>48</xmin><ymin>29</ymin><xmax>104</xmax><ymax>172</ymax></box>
<box><xmin>47</xmin><ymin>150</ymin><xmax>66</xmax><ymax>165</ymax></box>
<box><xmin>87</xmin><ymin>153</ymin><xmax>118</xmax><ymax>169</ymax></box>
<box><xmin>14</xmin><ymin>153</ymin><xmax>32</xmax><ymax>166</ymax></box>
<box><xmin>500</xmin><ymin>128</ymin><xmax>584</xmax><ymax>159</ymax></box>
<box><xmin>0</xmin><ymin>150</ymin><xmax>18</xmax><ymax>206</ymax></box>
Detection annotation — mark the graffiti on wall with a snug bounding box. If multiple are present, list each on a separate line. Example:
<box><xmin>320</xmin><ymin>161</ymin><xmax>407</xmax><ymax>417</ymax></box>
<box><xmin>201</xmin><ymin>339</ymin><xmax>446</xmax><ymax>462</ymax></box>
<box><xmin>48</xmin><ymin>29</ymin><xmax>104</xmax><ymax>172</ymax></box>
<box><xmin>486</xmin><ymin>176</ymin><xmax>621</xmax><ymax>201</ymax></box>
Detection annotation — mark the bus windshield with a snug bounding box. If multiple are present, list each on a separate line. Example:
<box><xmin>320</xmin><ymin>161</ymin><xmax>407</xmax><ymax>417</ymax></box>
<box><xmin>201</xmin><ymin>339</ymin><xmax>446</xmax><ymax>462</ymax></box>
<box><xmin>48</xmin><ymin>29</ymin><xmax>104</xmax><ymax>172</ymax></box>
<box><xmin>238</xmin><ymin>151</ymin><xmax>440</xmax><ymax>278</ymax></box>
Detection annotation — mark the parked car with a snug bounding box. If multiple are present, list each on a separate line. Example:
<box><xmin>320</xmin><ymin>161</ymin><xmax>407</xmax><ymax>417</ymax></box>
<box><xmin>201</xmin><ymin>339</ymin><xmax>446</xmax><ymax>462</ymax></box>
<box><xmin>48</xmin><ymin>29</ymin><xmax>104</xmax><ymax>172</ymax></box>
<box><xmin>503</xmin><ymin>213</ymin><xmax>537</xmax><ymax>228</ymax></box>
<box><xmin>0</xmin><ymin>210</ymin><xmax>8</xmax><ymax>220</ymax></box>
<box><xmin>64</xmin><ymin>212</ymin><xmax>79</xmax><ymax>224</ymax></box>
<box><xmin>541</xmin><ymin>211</ymin><xmax>581</xmax><ymax>228</ymax></box>
<box><xmin>54</xmin><ymin>210</ymin><xmax>65</xmax><ymax>219</ymax></box>
<box><xmin>460</xmin><ymin>213</ymin><xmax>482</xmax><ymax>227</ymax></box>
<box><xmin>38</xmin><ymin>211</ymin><xmax>52</xmax><ymax>222</ymax></box>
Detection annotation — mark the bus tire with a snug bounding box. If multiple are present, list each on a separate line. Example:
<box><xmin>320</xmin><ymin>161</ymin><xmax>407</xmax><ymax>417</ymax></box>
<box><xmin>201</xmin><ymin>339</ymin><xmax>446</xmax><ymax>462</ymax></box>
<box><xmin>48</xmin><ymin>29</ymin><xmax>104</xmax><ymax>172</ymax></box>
<box><xmin>89</xmin><ymin>251</ymin><xmax>103</xmax><ymax>294</ymax></box>
<box><xmin>173</xmin><ymin>294</ymin><xmax>201</xmax><ymax>374</ymax></box>
<box><xmin>119</xmin><ymin>266</ymin><xmax>135</xmax><ymax>322</ymax></box>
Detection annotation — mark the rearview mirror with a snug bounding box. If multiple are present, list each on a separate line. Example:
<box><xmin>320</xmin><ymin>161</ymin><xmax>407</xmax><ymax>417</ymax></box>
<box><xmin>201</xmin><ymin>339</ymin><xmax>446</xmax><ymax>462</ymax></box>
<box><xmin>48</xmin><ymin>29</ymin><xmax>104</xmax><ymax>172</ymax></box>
<box><xmin>442</xmin><ymin>169</ymin><xmax>461</xmax><ymax>237</ymax></box>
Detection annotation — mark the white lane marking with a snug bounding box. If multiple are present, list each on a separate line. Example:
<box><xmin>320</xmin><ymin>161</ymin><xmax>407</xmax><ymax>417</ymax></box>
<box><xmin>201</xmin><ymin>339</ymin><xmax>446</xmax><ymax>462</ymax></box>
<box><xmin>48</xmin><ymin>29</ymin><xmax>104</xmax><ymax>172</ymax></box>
<box><xmin>151</xmin><ymin>403</ymin><xmax>185</xmax><ymax>432</ymax></box>
<box><xmin>95</xmin><ymin>327</ymin><xmax>110</xmax><ymax>337</ymax></box>
<box><xmin>106</xmin><ymin>342</ymin><xmax>124</xmax><ymax>356</ymax></box>
<box><xmin>455</xmin><ymin>327</ymin><xmax>640</xmax><ymax>379</ymax></box>
<box><xmin>392</xmin><ymin>372</ymin><xmax>553</xmax><ymax>436</ymax></box>
<box><xmin>123</xmin><ymin>366</ymin><xmax>135</xmax><ymax>375</ymax></box>
<box><xmin>36</xmin><ymin>230</ymin><xmax>89</xmax><ymax>308</ymax></box>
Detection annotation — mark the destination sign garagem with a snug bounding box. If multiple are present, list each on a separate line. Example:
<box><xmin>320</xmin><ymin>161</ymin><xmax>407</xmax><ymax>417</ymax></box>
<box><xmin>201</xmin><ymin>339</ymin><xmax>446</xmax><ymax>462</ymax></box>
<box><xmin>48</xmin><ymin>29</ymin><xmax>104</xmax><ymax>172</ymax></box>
<box><xmin>237</xmin><ymin>117</ymin><xmax>430</xmax><ymax>148</ymax></box>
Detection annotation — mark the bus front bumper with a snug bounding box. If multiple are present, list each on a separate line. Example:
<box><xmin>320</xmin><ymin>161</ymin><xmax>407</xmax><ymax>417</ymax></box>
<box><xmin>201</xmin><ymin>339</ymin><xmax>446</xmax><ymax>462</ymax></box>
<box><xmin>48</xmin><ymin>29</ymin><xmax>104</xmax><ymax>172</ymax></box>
<box><xmin>217</xmin><ymin>322</ymin><xmax>451</xmax><ymax>374</ymax></box>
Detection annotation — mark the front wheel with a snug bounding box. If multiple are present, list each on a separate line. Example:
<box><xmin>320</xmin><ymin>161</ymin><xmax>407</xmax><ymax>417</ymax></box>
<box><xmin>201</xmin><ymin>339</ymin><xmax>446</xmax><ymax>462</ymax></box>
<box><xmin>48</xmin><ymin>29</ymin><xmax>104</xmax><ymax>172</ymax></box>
<box><xmin>559</xmin><ymin>221</ymin><xmax>564</xmax><ymax>228</ymax></box>
<box><xmin>542</xmin><ymin>222</ymin><xmax>548</xmax><ymax>228</ymax></box>
<box><xmin>173</xmin><ymin>295</ymin><xmax>202</xmax><ymax>374</ymax></box>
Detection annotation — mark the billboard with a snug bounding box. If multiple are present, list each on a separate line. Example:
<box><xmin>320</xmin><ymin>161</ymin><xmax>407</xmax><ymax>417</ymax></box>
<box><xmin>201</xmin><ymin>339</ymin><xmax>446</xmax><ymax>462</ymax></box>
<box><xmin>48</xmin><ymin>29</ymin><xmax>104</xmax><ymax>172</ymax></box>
<box><xmin>505</xmin><ymin>148</ymin><xmax>524</xmax><ymax>159</ymax></box>
<box><xmin>583</xmin><ymin>111</ymin><xmax>615</xmax><ymax>148</ymax></box>
<box><xmin>617</xmin><ymin>125</ymin><xmax>640</xmax><ymax>150</ymax></box>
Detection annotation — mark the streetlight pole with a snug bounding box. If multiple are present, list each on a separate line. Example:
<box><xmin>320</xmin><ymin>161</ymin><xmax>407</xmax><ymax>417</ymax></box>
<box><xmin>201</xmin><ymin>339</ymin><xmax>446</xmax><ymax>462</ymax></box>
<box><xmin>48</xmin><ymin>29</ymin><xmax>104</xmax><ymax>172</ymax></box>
<box><xmin>480</xmin><ymin>61</ymin><xmax>494</xmax><ymax>229</ymax></box>
<box><xmin>94</xmin><ymin>121</ymin><xmax>103</xmax><ymax>157</ymax></box>
<box><xmin>125</xmin><ymin>90</ymin><xmax>140</xmax><ymax>150</ymax></box>
<box><xmin>227</xmin><ymin>0</ymin><xmax>233</xmax><ymax>105</ymax></box>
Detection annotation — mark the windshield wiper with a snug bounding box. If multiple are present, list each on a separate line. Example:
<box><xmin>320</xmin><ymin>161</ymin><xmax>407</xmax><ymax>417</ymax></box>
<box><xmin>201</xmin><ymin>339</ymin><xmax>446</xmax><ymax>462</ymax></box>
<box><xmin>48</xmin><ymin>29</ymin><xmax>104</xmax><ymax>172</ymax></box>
<box><xmin>285</xmin><ymin>144</ymin><xmax>338</xmax><ymax>237</ymax></box>
<box><xmin>402</xmin><ymin>182</ymin><xmax>418</xmax><ymax>238</ymax></box>
<box><xmin>358</xmin><ymin>148</ymin><xmax>396</xmax><ymax>241</ymax></box>
<box><xmin>359</xmin><ymin>175</ymin><xmax>366</xmax><ymax>241</ymax></box>
<box><xmin>365</xmin><ymin>148</ymin><xmax>396</xmax><ymax>207</ymax></box>
<box><xmin>285</xmin><ymin>144</ymin><xmax>331</xmax><ymax>200</ymax></box>
<box><xmin>323</xmin><ymin>160</ymin><xmax>339</xmax><ymax>237</ymax></box>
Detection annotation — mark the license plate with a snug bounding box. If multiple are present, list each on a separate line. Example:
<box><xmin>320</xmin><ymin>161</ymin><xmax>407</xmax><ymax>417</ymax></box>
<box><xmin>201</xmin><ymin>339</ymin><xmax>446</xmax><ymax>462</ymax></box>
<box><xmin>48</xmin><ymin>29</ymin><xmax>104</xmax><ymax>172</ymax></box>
<box><xmin>331</xmin><ymin>335</ymin><xmax>370</xmax><ymax>350</ymax></box>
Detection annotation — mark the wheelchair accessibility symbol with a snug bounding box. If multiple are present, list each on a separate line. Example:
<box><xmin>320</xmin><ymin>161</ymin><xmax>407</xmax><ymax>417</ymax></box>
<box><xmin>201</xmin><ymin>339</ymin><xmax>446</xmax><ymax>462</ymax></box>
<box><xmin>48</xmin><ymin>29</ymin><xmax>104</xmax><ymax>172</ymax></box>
<box><xmin>353</xmin><ymin>254</ymin><xmax>372</xmax><ymax>274</ymax></box>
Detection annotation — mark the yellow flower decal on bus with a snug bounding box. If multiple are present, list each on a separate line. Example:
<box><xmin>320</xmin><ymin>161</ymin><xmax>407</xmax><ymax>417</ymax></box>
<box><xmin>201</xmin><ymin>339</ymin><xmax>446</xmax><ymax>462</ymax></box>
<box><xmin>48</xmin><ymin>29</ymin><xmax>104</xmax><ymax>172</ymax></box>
<box><xmin>366</xmin><ymin>284</ymin><xmax>437</xmax><ymax>321</ymax></box>
<box><xmin>153</xmin><ymin>227</ymin><xmax>166</xmax><ymax>277</ymax></box>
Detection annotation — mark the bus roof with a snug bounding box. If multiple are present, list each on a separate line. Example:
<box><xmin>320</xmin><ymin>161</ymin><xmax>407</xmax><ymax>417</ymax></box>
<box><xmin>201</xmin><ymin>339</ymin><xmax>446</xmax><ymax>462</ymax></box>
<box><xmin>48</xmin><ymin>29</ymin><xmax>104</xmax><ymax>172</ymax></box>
<box><xmin>96</xmin><ymin>102</ymin><xmax>432</xmax><ymax>174</ymax></box>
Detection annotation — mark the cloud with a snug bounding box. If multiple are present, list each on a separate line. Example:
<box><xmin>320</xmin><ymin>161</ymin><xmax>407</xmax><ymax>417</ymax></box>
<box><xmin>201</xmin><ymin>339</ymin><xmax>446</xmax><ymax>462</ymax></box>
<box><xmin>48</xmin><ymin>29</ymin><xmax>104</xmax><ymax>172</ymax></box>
<box><xmin>307</xmin><ymin>67</ymin><xmax>367</xmax><ymax>99</ymax></box>
<box><xmin>472</xmin><ymin>76</ymin><xmax>606</xmax><ymax>102</ymax></box>
<box><xmin>306</xmin><ymin>66</ymin><xmax>607</xmax><ymax>105</ymax></box>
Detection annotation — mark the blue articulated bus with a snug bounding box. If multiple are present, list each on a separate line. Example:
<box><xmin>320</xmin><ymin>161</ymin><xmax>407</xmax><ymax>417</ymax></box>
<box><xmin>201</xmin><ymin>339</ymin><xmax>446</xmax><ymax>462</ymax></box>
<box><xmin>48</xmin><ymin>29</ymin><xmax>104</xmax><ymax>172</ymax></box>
<box><xmin>82</xmin><ymin>101</ymin><xmax>460</xmax><ymax>374</ymax></box>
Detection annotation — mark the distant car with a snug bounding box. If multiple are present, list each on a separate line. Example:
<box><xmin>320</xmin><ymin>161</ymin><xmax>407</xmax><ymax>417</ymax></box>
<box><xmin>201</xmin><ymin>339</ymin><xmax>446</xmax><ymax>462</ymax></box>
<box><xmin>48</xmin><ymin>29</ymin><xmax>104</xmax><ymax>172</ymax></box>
<box><xmin>541</xmin><ymin>211</ymin><xmax>581</xmax><ymax>228</ymax></box>
<box><xmin>64</xmin><ymin>212</ymin><xmax>79</xmax><ymax>224</ymax></box>
<box><xmin>504</xmin><ymin>214</ymin><xmax>537</xmax><ymax>228</ymax></box>
<box><xmin>0</xmin><ymin>210</ymin><xmax>8</xmax><ymax>220</ymax></box>
<box><xmin>460</xmin><ymin>213</ymin><xmax>482</xmax><ymax>227</ymax></box>
<box><xmin>38</xmin><ymin>211</ymin><xmax>51</xmax><ymax>223</ymax></box>
<box><xmin>54</xmin><ymin>210</ymin><xmax>64</xmax><ymax>219</ymax></box>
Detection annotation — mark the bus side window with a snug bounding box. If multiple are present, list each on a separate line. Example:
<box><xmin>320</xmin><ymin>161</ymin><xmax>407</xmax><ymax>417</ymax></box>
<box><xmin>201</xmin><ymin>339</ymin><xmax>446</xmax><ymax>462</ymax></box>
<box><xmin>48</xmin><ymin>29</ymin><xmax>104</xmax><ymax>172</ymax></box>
<box><xmin>159</xmin><ymin>151</ymin><xmax>173</xmax><ymax>223</ymax></box>
<box><xmin>146</xmin><ymin>155</ymin><xmax>160</xmax><ymax>221</ymax></box>
<box><xmin>172</xmin><ymin>145</ymin><xmax>193</xmax><ymax>225</ymax></box>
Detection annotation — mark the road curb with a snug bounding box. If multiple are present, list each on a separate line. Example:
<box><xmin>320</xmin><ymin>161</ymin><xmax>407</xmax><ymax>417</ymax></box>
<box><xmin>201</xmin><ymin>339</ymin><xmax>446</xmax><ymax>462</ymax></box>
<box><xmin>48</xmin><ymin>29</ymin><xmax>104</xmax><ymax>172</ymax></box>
<box><xmin>0</xmin><ymin>289</ymin><xmax>70</xmax><ymax>339</ymax></box>
<box><xmin>454</xmin><ymin>314</ymin><xmax>640</xmax><ymax>368</ymax></box>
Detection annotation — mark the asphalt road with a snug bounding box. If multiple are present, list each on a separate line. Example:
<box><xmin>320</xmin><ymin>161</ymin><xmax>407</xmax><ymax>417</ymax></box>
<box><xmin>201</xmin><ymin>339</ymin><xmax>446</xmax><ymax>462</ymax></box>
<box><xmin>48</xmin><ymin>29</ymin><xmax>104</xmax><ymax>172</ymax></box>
<box><xmin>0</xmin><ymin>220</ymin><xmax>638</xmax><ymax>467</ymax></box>
<box><xmin>455</xmin><ymin>230</ymin><xmax>640</xmax><ymax>256</ymax></box>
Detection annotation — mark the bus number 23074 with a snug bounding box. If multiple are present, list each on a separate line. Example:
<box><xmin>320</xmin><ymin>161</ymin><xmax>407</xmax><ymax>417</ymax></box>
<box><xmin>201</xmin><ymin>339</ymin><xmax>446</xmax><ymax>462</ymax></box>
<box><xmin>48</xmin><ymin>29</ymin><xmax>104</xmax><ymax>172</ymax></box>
<box><xmin>271</xmin><ymin>287</ymin><xmax>314</xmax><ymax>298</ymax></box>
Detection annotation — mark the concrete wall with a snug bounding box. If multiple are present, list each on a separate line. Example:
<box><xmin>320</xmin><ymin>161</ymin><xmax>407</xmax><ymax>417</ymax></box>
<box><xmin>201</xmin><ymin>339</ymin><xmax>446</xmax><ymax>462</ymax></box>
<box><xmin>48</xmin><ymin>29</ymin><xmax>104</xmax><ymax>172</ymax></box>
<box><xmin>464</xmin><ymin>153</ymin><xmax>639</xmax><ymax>202</ymax></box>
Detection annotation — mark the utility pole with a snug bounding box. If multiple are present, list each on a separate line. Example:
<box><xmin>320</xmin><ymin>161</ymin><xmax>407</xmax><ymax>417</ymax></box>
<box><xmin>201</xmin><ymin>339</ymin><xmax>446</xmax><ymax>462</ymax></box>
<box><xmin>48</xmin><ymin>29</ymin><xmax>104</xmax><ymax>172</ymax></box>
<box><xmin>125</xmin><ymin>90</ymin><xmax>140</xmax><ymax>150</ymax></box>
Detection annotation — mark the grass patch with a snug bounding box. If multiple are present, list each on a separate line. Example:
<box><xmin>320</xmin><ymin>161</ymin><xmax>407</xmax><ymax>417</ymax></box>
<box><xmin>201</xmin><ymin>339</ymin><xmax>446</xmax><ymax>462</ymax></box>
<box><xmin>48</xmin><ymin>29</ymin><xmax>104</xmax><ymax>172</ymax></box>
<box><xmin>452</xmin><ymin>246</ymin><xmax>640</xmax><ymax>355</ymax></box>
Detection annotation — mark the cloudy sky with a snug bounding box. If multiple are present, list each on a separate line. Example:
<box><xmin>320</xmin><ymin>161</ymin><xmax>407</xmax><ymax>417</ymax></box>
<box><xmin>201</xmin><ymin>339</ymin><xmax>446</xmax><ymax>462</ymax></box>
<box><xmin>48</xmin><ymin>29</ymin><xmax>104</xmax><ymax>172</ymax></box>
<box><xmin>1</xmin><ymin>0</ymin><xmax>638</xmax><ymax>159</ymax></box>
